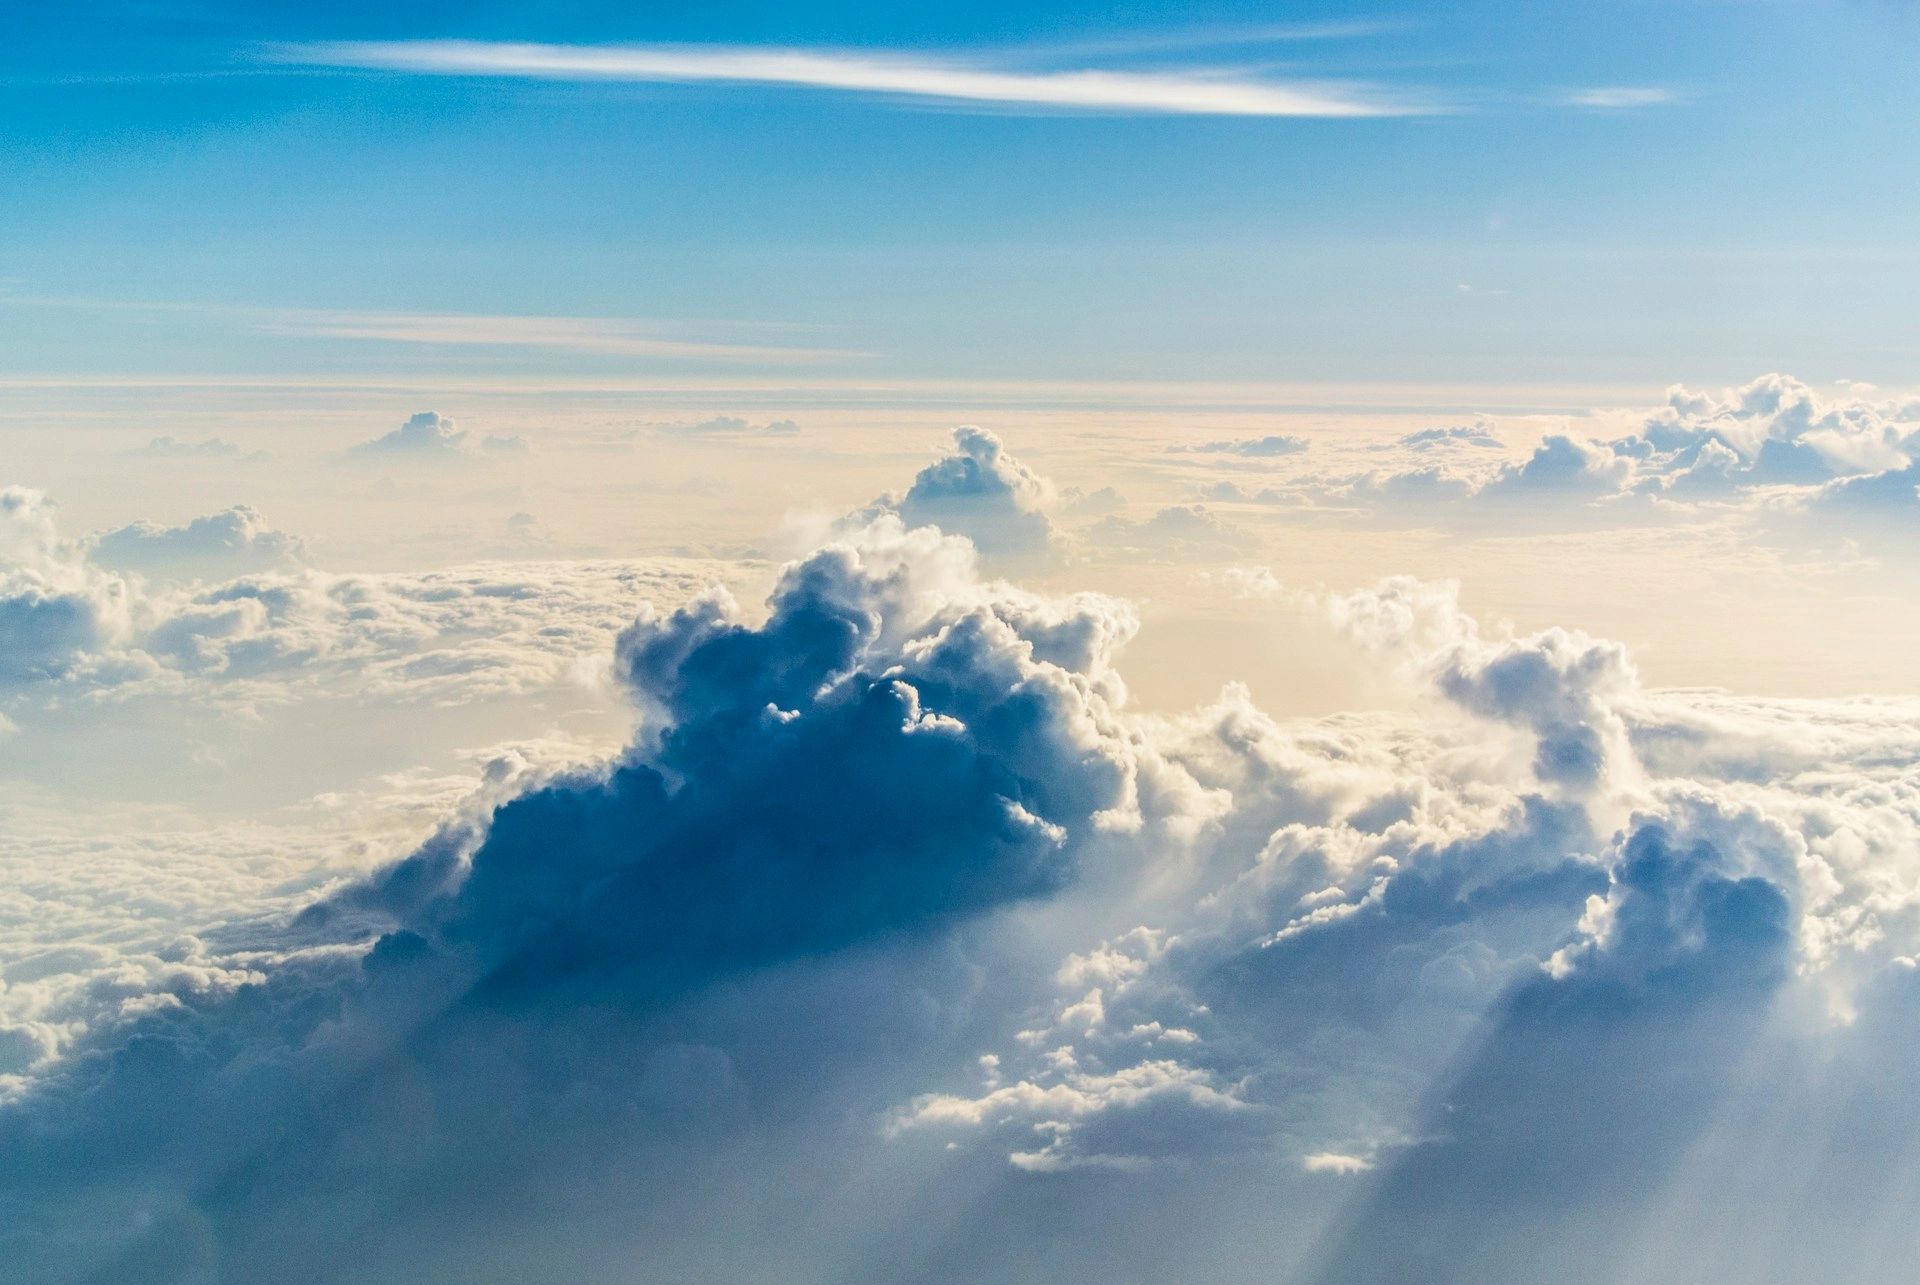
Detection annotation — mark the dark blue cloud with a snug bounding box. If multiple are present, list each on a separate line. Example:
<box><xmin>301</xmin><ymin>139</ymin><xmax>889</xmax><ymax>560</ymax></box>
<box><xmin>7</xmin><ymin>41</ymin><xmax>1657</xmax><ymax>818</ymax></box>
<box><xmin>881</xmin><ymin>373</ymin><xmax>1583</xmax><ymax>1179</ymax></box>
<box><xmin>0</xmin><ymin>523</ymin><xmax>1149</xmax><ymax>1281</ymax></box>
<box><xmin>1302</xmin><ymin>819</ymin><xmax>1792</xmax><ymax>1285</ymax></box>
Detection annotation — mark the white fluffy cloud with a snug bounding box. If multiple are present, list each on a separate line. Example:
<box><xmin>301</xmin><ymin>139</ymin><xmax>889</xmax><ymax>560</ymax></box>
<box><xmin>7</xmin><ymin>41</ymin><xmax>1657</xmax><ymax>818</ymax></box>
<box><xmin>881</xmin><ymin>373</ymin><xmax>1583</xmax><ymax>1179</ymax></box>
<box><xmin>1259</xmin><ymin>375</ymin><xmax>1920</xmax><ymax>529</ymax></box>
<box><xmin>91</xmin><ymin>506</ymin><xmax>307</xmax><ymax>580</ymax></box>
<box><xmin>874</xmin><ymin>426</ymin><xmax>1057</xmax><ymax>558</ymax></box>
<box><xmin>0</xmin><ymin>487</ymin><xmax>740</xmax><ymax>709</ymax></box>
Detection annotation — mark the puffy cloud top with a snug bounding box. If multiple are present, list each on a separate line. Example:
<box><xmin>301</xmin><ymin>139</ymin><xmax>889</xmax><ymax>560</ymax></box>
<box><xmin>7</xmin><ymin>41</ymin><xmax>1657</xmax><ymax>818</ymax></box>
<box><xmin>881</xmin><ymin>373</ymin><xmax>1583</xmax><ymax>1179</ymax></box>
<box><xmin>0</xmin><ymin>487</ymin><xmax>129</xmax><ymax>682</ymax></box>
<box><xmin>91</xmin><ymin>506</ymin><xmax>307</xmax><ymax>580</ymax></box>
<box><xmin>349</xmin><ymin>411</ymin><xmax>468</xmax><ymax>456</ymax></box>
<box><xmin>354</xmin><ymin>520</ymin><xmax>1146</xmax><ymax>991</ymax></box>
<box><xmin>891</xmin><ymin>427</ymin><xmax>1055</xmax><ymax>557</ymax></box>
<box><xmin>1297</xmin><ymin>375</ymin><xmax>1920</xmax><ymax>527</ymax></box>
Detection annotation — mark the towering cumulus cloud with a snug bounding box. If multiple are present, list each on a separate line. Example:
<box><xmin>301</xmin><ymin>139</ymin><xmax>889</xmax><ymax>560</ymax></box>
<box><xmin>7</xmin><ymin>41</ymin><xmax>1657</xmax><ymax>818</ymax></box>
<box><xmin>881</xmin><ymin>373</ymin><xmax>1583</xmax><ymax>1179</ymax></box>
<box><xmin>5</xmin><ymin>441</ymin><xmax>1920</xmax><ymax>1284</ymax></box>
<box><xmin>349</xmin><ymin>517</ymin><xmax>1148</xmax><ymax>988</ymax></box>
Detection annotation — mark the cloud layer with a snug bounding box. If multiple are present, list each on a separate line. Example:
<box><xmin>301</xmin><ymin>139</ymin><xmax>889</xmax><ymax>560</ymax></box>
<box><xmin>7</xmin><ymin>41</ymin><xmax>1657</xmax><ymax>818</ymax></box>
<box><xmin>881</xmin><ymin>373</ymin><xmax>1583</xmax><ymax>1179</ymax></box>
<box><xmin>6</xmin><ymin>427</ymin><xmax>1920</xmax><ymax>1282</ymax></box>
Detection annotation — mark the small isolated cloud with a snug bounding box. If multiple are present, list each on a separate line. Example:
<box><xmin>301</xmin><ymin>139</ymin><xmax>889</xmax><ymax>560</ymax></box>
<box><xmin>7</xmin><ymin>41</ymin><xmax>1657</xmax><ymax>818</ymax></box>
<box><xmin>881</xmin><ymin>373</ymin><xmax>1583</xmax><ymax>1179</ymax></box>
<box><xmin>90</xmin><ymin>506</ymin><xmax>307</xmax><ymax>581</ymax></box>
<box><xmin>1179</xmin><ymin>434</ymin><xmax>1309</xmax><ymax>458</ymax></box>
<box><xmin>129</xmin><ymin>436</ymin><xmax>260</xmax><ymax>460</ymax></box>
<box><xmin>481</xmin><ymin>433</ymin><xmax>528</xmax><ymax>454</ymax></box>
<box><xmin>1086</xmin><ymin>503</ymin><xmax>1258</xmax><ymax>557</ymax></box>
<box><xmin>1060</xmin><ymin>485</ymin><xmax>1125</xmax><ymax>517</ymax></box>
<box><xmin>1303</xmin><ymin>1151</ymin><xmax>1374</xmax><ymax>1175</ymax></box>
<box><xmin>676</xmin><ymin>415</ymin><xmax>802</xmax><ymax>436</ymax></box>
<box><xmin>1397</xmin><ymin>425</ymin><xmax>1502</xmax><ymax>451</ymax></box>
<box><xmin>1565</xmin><ymin>86</ymin><xmax>1679</xmax><ymax>109</ymax></box>
<box><xmin>1196</xmin><ymin>480</ymin><xmax>1302</xmax><ymax>505</ymax></box>
<box><xmin>350</xmin><ymin>411</ymin><xmax>468</xmax><ymax>458</ymax></box>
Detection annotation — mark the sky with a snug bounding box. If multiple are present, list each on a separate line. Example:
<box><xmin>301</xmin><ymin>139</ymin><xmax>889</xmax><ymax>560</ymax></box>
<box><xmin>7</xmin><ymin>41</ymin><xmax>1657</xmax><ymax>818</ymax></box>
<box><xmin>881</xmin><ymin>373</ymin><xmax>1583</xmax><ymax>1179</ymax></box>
<box><xmin>5</xmin><ymin>0</ymin><xmax>1920</xmax><ymax>385</ymax></box>
<box><xmin>4</xmin><ymin>4</ymin><xmax>1920</xmax><ymax>1284</ymax></box>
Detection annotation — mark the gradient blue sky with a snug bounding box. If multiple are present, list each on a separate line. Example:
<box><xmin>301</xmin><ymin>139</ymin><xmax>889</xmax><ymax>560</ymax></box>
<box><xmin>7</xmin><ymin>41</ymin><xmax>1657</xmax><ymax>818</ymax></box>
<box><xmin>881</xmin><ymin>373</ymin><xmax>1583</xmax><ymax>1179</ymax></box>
<box><xmin>5</xmin><ymin>0</ymin><xmax>1918</xmax><ymax>386</ymax></box>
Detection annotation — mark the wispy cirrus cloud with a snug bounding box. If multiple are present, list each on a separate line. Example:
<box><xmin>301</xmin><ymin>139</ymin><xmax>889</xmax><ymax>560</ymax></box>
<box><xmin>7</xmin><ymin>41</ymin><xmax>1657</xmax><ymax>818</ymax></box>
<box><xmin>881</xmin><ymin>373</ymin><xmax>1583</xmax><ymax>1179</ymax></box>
<box><xmin>1017</xmin><ymin>20</ymin><xmax>1407</xmax><ymax>61</ymax></box>
<box><xmin>1564</xmin><ymin>86</ymin><xmax>1679</xmax><ymax>109</ymax></box>
<box><xmin>267</xmin><ymin>309</ymin><xmax>860</xmax><ymax>364</ymax></box>
<box><xmin>275</xmin><ymin>40</ymin><xmax>1428</xmax><ymax>118</ymax></box>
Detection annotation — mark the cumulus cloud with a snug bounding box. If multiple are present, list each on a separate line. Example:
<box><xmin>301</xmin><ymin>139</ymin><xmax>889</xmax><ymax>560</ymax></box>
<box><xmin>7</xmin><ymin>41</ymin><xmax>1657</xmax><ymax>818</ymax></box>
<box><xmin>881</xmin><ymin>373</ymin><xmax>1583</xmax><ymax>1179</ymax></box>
<box><xmin>0</xmin><ymin>487</ymin><xmax>132</xmax><ymax>683</ymax></box>
<box><xmin>1282</xmin><ymin>376</ymin><xmax>1920</xmax><ymax>531</ymax></box>
<box><xmin>8</xmin><ymin>457</ymin><xmax>1920</xmax><ymax>1281</ymax></box>
<box><xmin>348</xmin><ymin>411</ymin><xmax>472</xmax><ymax>458</ymax></box>
<box><xmin>1479</xmin><ymin>433</ymin><xmax>1631</xmax><ymax>498</ymax></box>
<box><xmin>1085</xmin><ymin>503</ymin><xmax>1258</xmax><ymax>557</ymax></box>
<box><xmin>0</xmin><ymin>489</ymin><xmax>736</xmax><ymax>706</ymax></box>
<box><xmin>90</xmin><ymin>506</ymin><xmax>307</xmax><ymax>580</ymax></box>
<box><xmin>0</xmin><ymin>518</ymin><xmax>1204</xmax><ymax>1280</ymax></box>
<box><xmin>1177</xmin><ymin>434</ymin><xmax>1309</xmax><ymax>458</ymax></box>
<box><xmin>344</xmin><ymin>519</ymin><xmax>1153</xmax><ymax>989</ymax></box>
<box><xmin>872</xmin><ymin>427</ymin><xmax>1056</xmax><ymax>559</ymax></box>
<box><xmin>1394</xmin><ymin>424</ymin><xmax>1502</xmax><ymax>451</ymax></box>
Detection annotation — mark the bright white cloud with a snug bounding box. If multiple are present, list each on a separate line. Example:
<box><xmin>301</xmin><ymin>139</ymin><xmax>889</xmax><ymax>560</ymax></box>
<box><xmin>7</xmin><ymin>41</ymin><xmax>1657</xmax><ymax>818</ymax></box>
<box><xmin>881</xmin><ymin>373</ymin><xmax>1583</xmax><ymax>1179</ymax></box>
<box><xmin>283</xmin><ymin>40</ymin><xmax>1422</xmax><ymax>118</ymax></box>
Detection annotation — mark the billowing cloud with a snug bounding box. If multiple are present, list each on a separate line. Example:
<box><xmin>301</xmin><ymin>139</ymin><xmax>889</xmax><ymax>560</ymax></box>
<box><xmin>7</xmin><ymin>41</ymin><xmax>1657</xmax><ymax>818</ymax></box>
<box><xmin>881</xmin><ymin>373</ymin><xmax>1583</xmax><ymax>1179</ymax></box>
<box><xmin>344</xmin><ymin>519</ymin><xmax>1155</xmax><ymax>987</ymax></box>
<box><xmin>90</xmin><ymin>506</ymin><xmax>307</xmax><ymax>580</ymax></box>
<box><xmin>0</xmin><ymin>487</ymin><xmax>131</xmax><ymax>683</ymax></box>
<box><xmin>1276</xmin><ymin>376</ymin><xmax>1920</xmax><ymax>530</ymax></box>
<box><xmin>1479</xmin><ymin>433</ymin><xmax>1630</xmax><ymax>498</ymax></box>
<box><xmin>7</xmin><ymin>452</ymin><xmax>1920</xmax><ymax>1281</ymax></box>
<box><xmin>348</xmin><ymin>411</ymin><xmax>469</xmax><ymax>458</ymax></box>
<box><xmin>874</xmin><ymin>427</ymin><xmax>1056</xmax><ymax>559</ymax></box>
<box><xmin>0</xmin><ymin>489</ymin><xmax>737</xmax><ymax>706</ymax></box>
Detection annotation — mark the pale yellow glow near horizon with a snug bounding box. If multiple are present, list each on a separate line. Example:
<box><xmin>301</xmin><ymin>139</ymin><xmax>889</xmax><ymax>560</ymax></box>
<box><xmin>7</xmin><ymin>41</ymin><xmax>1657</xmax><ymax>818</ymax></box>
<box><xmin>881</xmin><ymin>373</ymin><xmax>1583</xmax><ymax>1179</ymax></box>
<box><xmin>4</xmin><ymin>380</ymin><xmax>1914</xmax><ymax>708</ymax></box>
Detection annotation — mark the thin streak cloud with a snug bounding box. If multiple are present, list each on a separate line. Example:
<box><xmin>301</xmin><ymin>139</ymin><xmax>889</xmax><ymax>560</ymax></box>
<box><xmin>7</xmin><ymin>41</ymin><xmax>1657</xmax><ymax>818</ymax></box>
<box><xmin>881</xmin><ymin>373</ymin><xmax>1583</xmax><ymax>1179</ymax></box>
<box><xmin>1565</xmin><ymin>86</ymin><xmax>1679</xmax><ymax>109</ymax></box>
<box><xmin>279</xmin><ymin>40</ymin><xmax>1426</xmax><ymax>117</ymax></box>
<box><xmin>267</xmin><ymin>310</ymin><xmax>863</xmax><ymax>364</ymax></box>
<box><xmin>1021</xmin><ymin>20</ymin><xmax>1406</xmax><ymax>60</ymax></box>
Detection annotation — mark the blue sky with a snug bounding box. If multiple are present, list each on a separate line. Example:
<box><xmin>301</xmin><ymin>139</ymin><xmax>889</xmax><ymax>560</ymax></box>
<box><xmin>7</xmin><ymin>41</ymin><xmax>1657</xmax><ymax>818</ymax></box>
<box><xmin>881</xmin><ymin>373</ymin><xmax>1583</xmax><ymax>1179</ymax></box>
<box><xmin>4</xmin><ymin>0</ymin><xmax>1918</xmax><ymax>385</ymax></box>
